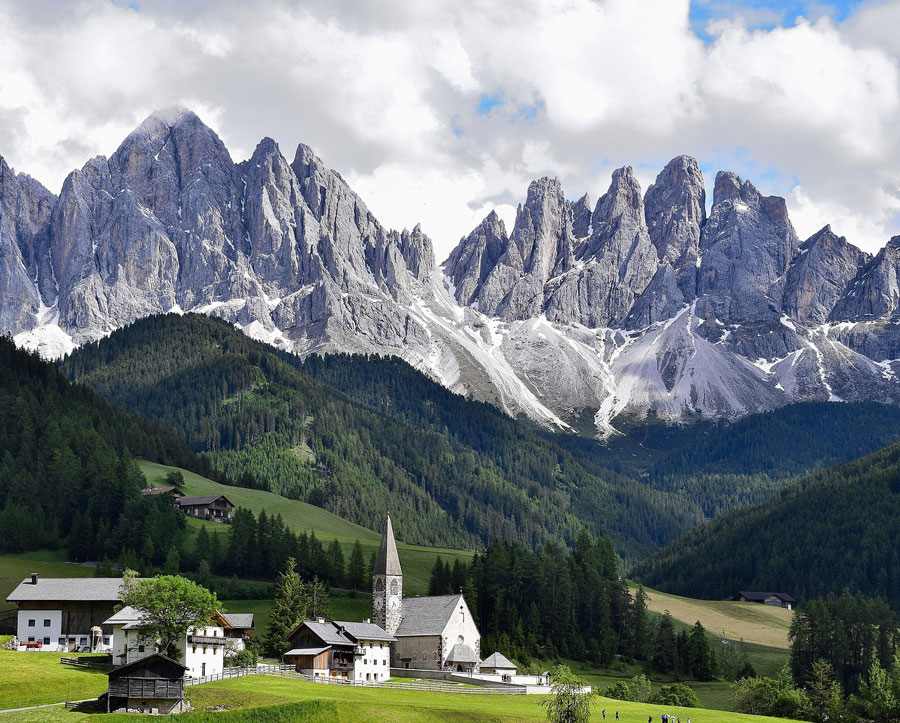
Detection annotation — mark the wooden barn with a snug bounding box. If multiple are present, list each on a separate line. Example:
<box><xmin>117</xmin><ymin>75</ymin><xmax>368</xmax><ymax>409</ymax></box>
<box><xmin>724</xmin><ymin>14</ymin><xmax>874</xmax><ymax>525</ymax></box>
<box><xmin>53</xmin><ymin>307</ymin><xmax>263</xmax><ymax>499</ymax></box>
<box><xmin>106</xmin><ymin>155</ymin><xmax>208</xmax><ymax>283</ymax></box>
<box><xmin>176</xmin><ymin>495</ymin><xmax>234</xmax><ymax>522</ymax></box>
<box><xmin>105</xmin><ymin>653</ymin><xmax>188</xmax><ymax>714</ymax></box>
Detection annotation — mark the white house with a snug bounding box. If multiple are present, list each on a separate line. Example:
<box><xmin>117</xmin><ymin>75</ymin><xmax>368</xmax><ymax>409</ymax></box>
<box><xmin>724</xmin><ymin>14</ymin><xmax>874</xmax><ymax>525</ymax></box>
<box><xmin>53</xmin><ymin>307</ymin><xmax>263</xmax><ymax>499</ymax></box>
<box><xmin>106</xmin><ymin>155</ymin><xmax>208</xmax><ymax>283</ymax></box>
<box><xmin>480</xmin><ymin>651</ymin><xmax>517</xmax><ymax>676</ymax></box>
<box><xmin>284</xmin><ymin>618</ymin><xmax>395</xmax><ymax>682</ymax></box>
<box><xmin>5</xmin><ymin>574</ymin><xmax>138</xmax><ymax>652</ymax></box>
<box><xmin>104</xmin><ymin>607</ymin><xmax>230</xmax><ymax>679</ymax></box>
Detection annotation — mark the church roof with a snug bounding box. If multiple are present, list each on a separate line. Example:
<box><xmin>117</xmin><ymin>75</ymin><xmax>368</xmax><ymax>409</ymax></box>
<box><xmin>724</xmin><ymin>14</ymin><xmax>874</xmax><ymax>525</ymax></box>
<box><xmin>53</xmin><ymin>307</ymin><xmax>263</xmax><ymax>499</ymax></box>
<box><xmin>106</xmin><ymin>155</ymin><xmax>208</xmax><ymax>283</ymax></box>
<box><xmin>373</xmin><ymin>514</ymin><xmax>402</xmax><ymax>576</ymax></box>
<box><xmin>395</xmin><ymin>594</ymin><xmax>465</xmax><ymax>637</ymax></box>
<box><xmin>481</xmin><ymin>652</ymin><xmax>516</xmax><ymax>670</ymax></box>
<box><xmin>446</xmin><ymin>643</ymin><xmax>479</xmax><ymax>664</ymax></box>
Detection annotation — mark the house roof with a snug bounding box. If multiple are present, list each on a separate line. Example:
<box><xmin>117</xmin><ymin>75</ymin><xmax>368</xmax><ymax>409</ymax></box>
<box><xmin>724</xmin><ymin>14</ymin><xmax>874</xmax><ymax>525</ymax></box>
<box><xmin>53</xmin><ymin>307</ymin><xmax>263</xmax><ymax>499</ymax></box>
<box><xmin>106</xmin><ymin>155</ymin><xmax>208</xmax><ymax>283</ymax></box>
<box><xmin>177</xmin><ymin>495</ymin><xmax>232</xmax><ymax>507</ymax></box>
<box><xmin>140</xmin><ymin>486</ymin><xmax>183</xmax><ymax>496</ymax></box>
<box><xmin>737</xmin><ymin>591</ymin><xmax>796</xmax><ymax>603</ymax></box>
<box><xmin>481</xmin><ymin>652</ymin><xmax>516</xmax><ymax>670</ymax></box>
<box><xmin>104</xmin><ymin>607</ymin><xmax>229</xmax><ymax>630</ymax></box>
<box><xmin>335</xmin><ymin>621</ymin><xmax>395</xmax><ymax>643</ymax></box>
<box><xmin>395</xmin><ymin>594</ymin><xmax>464</xmax><ymax>637</ymax></box>
<box><xmin>373</xmin><ymin>514</ymin><xmax>402</xmax><ymax>576</ymax></box>
<box><xmin>223</xmin><ymin>613</ymin><xmax>254</xmax><ymax>630</ymax></box>
<box><xmin>285</xmin><ymin>647</ymin><xmax>330</xmax><ymax>656</ymax></box>
<box><xmin>6</xmin><ymin>577</ymin><xmax>131</xmax><ymax>603</ymax></box>
<box><xmin>287</xmin><ymin>620</ymin><xmax>354</xmax><ymax>647</ymax></box>
<box><xmin>446</xmin><ymin>643</ymin><xmax>479</xmax><ymax>664</ymax></box>
<box><xmin>107</xmin><ymin>652</ymin><xmax>187</xmax><ymax>678</ymax></box>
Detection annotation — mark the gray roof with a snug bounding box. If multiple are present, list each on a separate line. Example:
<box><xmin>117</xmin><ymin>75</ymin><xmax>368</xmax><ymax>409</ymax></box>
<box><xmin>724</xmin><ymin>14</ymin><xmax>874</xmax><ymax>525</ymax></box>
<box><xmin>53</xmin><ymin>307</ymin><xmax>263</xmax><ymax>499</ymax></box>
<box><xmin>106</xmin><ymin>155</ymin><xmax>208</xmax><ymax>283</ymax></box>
<box><xmin>481</xmin><ymin>652</ymin><xmax>516</xmax><ymax>670</ymax></box>
<box><xmin>446</xmin><ymin>643</ymin><xmax>479</xmax><ymax>664</ymax></box>
<box><xmin>177</xmin><ymin>495</ymin><xmax>232</xmax><ymax>507</ymax></box>
<box><xmin>395</xmin><ymin>594</ymin><xmax>464</xmax><ymax>637</ymax></box>
<box><xmin>295</xmin><ymin>621</ymin><xmax>354</xmax><ymax>647</ymax></box>
<box><xmin>335</xmin><ymin>620</ymin><xmax>395</xmax><ymax>643</ymax></box>
<box><xmin>285</xmin><ymin>647</ymin><xmax>330</xmax><ymax>656</ymax></box>
<box><xmin>103</xmin><ymin>606</ymin><xmax>144</xmax><ymax>626</ymax></box>
<box><xmin>223</xmin><ymin>613</ymin><xmax>254</xmax><ymax>630</ymax></box>
<box><xmin>6</xmin><ymin>577</ymin><xmax>130</xmax><ymax>603</ymax></box>
<box><xmin>737</xmin><ymin>591</ymin><xmax>796</xmax><ymax>603</ymax></box>
<box><xmin>373</xmin><ymin>514</ymin><xmax>402</xmax><ymax>576</ymax></box>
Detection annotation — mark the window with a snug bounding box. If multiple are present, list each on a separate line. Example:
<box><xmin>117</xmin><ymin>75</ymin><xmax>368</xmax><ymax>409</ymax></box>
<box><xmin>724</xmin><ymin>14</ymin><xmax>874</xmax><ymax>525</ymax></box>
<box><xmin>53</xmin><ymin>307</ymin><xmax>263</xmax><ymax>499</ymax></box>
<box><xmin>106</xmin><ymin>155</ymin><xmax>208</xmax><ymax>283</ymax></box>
<box><xmin>103</xmin><ymin>637</ymin><xmax>110</xmax><ymax>645</ymax></box>
<box><xmin>192</xmin><ymin>646</ymin><xmax>197</xmax><ymax>654</ymax></box>
<box><xmin>390</xmin><ymin>579</ymin><xmax>399</xmax><ymax>595</ymax></box>
<box><xmin>58</xmin><ymin>638</ymin><xmax>65</xmax><ymax>646</ymax></box>
<box><xmin>375</xmin><ymin>578</ymin><xmax>384</xmax><ymax>592</ymax></box>
<box><xmin>138</xmin><ymin>645</ymin><xmax>145</xmax><ymax>653</ymax></box>
<box><xmin>213</xmin><ymin>647</ymin><xmax>217</xmax><ymax>655</ymax></box>
<box><xmin>80</xmin><ymin>638</ymin><xmax>87</xmax><ymax>645</ymax></box>
<box><xmin>43</xmin><ymin>619</ymin><xmax>51</xmax><ymax>627</ymax></box>
<box><xmin>43</xmin><ymin>637</ymin><xmax>50</xmax><ymax>645</ymax></box>
<box><xmin>27</xmin><ymin>637</ymin><xmax>34</xmax><ymax>643</ymax></box>
<box><xmin>364</xmin><ymin>659</ymin><xmax>367</xmax><ymax>665</ymax></box>
<box><xmin>27</xmin><ymin>619</ymin><xmax>35</xmax><ymax>627</ymax></box>
<box><xmin>203</xmin><ymin>647</ymin><xmax>207</xmax><ymax>655</ymax></box>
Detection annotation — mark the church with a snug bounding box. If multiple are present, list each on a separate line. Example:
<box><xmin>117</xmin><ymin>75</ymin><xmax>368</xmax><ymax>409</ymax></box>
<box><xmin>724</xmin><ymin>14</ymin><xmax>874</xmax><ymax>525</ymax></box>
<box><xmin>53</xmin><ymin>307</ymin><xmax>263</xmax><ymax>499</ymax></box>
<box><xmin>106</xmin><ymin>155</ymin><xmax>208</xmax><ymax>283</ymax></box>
<box><xmin>372</xmin><ymin>515</ymin><xmax>481</xmax><ymax>672</ymax></box>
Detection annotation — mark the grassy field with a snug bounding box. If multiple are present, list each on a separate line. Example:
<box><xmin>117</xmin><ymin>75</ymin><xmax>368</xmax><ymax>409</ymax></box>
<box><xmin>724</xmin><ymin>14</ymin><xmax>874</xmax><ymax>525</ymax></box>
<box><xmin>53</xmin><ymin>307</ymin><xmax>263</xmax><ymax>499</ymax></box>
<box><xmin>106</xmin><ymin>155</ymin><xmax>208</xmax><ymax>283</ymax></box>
<box><xmin>139</xmin><ymin>461</ymin><xmax>475</xmax><ymax>595</ymax></box>
<box><xmin>0</xmin><ymin>636</ymin><xmax>108</xmax><ymax>710</ymax></box>
<box><xmin>0</xmin><ymin>674</ymin><xmax>803</xmax><ymax>722</ymax></box>
<box><xmin>0</xmin><ymin>551</ymin><xmax>95</xmax><ymax>613</ymax></box>
<box><xmin>633</xmin><ymin>584</ymin><xmax>792</xmax><ymax>649</ymax></box>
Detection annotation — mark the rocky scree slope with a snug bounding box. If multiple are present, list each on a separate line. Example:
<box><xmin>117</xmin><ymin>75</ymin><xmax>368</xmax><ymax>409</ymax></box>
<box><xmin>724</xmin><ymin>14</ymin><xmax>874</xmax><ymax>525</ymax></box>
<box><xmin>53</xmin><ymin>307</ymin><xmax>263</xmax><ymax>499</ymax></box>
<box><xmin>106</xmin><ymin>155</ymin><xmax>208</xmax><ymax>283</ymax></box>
<box><xmin>3</xmin><ymin>108</ymin><xmax>900</xmax><ymax>436</ymax></box>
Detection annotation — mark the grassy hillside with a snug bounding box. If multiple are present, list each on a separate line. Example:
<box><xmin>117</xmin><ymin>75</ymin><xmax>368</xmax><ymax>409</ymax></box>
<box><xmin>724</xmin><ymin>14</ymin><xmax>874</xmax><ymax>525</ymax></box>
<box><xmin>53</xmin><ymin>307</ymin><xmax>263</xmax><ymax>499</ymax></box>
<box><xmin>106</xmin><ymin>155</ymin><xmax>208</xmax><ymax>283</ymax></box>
<box><xmin>634</xmin><ymin>584</ymin><xmax>791</xmax><ymax>650</ymax></box>
<box><xmin>139</xmin><ymin>460</ymin><xmax>473</xmax><ymax>596</ymax></box>
<box><xmin>0</xmin><ymin>551</ymin><xmax>95</xmax><ymax>613</ymax></box>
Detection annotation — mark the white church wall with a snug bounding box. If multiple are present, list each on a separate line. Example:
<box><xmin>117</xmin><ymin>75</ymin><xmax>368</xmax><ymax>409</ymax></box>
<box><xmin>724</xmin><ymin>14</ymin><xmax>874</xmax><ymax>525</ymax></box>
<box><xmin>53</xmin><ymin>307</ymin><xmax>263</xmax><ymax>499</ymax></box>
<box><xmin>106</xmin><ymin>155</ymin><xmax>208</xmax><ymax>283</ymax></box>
<box><xmin>439</xmin><ymin>597</ymin><xmax>480</xmax><ymax>669</ymax></box>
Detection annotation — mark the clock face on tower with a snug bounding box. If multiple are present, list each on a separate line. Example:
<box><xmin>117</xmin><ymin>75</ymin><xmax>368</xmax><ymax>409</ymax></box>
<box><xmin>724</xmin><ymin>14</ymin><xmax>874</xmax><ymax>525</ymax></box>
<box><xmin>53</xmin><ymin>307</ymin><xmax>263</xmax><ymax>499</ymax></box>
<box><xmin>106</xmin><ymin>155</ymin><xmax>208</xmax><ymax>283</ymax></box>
<box><xmin>374</xmin><ymin>597</ymin><xmax>384</xmax><ymax>610</ymax></box>
<box><xmin>389</xmin><ymin>599</ymin><xmax>398</xmax><ymax>611</ymax></box>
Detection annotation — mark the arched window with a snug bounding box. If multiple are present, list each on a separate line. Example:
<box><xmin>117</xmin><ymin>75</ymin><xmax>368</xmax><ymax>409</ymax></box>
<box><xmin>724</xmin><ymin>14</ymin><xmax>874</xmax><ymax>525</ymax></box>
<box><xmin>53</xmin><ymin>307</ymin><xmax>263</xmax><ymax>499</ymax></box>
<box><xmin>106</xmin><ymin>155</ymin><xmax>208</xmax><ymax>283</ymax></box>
<box><xmin>390</xmin><ymin>579</ymin><xmax>399</xmax><ymax>596</ymax></box>
<box><xmin>375</xmin><ymin>578</ymin><xmax>384</xmax><ymax>592</ymax></box>
<box><xmin>457</xmin><ymin>635</ymin><xmax>464</xmax><ymax>644</ymax></box>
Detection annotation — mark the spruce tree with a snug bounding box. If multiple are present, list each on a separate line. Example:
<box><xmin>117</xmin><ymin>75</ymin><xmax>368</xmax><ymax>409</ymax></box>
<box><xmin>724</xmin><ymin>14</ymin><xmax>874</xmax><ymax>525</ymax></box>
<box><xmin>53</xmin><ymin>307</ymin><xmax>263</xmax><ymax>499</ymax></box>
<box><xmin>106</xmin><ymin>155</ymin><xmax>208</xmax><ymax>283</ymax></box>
<box><xmin>652</xmin><ymin>611</ymin><xmax>677</xmax><ymax>675</ymax></box>
<box><xmin>347</xmin><ymin>540</ymin><xmax>367</xmax><ymax>591</ymax></box>
<box><xmin>264</xmin><ymin>557</ymin><xmax>307</xmax><ymax>657</ymax></box>
<box><xmin>688</xmin><ymin>620</ymin><xmax>716</xmax><ymax>680</ymax></box>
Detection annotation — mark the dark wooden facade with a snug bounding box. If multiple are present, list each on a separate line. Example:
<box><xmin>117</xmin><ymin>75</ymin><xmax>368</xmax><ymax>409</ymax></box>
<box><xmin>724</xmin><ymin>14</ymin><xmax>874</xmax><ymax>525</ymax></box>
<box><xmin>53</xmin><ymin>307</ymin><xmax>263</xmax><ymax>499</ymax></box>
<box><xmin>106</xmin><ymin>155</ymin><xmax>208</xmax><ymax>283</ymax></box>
<box><xmin>286</xmin><ymin>625</ymin><xmax>354</xmax><ymax>676</ymax></box>
<box><xmin>107</xmin><ymin>653</ymin><xmax>187</xmax><ymax>714</ymax></box>
<box><xmin>19</xmin><ymin>600</ymin><xmax>117</xmax><ymax>637</ymax></box>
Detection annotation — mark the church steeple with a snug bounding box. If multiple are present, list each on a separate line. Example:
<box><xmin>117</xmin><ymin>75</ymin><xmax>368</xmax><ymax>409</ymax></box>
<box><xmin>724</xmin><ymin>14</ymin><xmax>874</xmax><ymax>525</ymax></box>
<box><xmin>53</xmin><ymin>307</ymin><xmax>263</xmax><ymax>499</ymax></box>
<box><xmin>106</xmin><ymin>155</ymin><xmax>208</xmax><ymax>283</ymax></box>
<box><xmin>373</xmin><ymin>513</ymin><xmax>403</xmax><ymax>634</ymax></box>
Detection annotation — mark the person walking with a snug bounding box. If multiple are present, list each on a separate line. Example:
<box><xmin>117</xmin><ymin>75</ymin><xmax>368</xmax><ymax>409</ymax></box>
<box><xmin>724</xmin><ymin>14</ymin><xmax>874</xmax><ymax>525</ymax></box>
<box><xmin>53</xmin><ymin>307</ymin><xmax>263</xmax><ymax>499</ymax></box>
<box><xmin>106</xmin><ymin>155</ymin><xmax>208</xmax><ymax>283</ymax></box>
<box><xmin>615</xmin><ymin>713</ymin><xmax>619</xmax><ymax>721</ymax></box>
<box><xmin>602</xmin><ymin>710</ymin><xmax>606</xmax><ymax>720</ymax></box>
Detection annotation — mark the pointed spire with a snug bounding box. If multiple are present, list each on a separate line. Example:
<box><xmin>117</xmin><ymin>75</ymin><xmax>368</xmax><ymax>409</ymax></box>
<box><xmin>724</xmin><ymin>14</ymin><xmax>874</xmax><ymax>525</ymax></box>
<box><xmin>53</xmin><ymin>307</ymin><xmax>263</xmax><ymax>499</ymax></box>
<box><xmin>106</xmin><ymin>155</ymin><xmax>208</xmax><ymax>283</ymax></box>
<box><xmin>374</xmin><ymin>513</ymin><xmax>402</xmax><ymax>576</ymax></box>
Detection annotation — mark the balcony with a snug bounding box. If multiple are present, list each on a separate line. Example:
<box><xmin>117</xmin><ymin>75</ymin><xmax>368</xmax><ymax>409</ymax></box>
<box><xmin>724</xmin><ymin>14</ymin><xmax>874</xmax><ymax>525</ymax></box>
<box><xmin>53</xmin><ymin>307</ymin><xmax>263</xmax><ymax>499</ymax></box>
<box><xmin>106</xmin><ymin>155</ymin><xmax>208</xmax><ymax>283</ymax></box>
<box><xmin>187</xmin><ymin>635</ymin><xmax>226</xmax><ymax>646</ymax></box>
<box><xmin>353</xmin><ymin>647</ymin><xmax>366</xmax><ymax>656</ymax></box>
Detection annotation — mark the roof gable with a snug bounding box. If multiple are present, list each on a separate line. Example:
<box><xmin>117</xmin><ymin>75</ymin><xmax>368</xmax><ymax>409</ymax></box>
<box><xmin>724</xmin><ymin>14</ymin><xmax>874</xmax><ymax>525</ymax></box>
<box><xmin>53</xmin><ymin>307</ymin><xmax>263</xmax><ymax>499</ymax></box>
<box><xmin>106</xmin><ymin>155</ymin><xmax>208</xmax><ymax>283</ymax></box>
<box><xmin>482</xmin><ymin>651</ymin><xmax>516</xmax><ymax>669</ymax></box>
<box><xmin>7</xmin><ymin>577</ymin><xmax>134</xmax><ymax>603</ymax></box>
<box><xmin>107</xmin><ymin>653</ymin><xmax>187</xmax><ymax>678</ymax></box>
<box><xmin>395</xmin><ymin>594</ymin><xmax>466</xmax><ymax>637</ymax></box>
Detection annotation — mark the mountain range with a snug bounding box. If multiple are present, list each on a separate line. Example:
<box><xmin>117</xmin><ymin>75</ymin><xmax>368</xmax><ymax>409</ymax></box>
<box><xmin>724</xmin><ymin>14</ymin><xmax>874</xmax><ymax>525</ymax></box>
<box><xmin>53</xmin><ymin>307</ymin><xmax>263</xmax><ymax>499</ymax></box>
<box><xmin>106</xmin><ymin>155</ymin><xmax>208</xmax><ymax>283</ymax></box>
<box><xmin>5</xmin><ymin>107</ymin><xmax>900</xmax><ymax>435</ymax></box>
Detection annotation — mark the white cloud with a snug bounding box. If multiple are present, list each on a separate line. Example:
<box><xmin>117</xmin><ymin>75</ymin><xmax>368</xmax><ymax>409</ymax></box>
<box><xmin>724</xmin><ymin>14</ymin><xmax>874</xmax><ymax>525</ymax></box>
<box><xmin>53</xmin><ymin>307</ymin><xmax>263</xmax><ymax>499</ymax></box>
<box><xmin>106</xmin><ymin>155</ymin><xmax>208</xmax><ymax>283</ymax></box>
<box><xmin>0</xmin><ymin>0</ymin><xmax>899</xmax><ymax>259</ymax></box>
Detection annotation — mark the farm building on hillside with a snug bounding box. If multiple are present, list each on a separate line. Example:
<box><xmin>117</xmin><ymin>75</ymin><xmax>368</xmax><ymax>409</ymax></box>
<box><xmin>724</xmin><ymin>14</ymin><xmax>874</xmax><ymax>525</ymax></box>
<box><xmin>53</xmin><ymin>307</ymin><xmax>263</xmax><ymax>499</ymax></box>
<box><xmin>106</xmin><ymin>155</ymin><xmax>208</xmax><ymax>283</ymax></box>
<box><xmin>176</xmin><ymin>495</ymin><xmax>234</xmax><ymax>522</ymax></box>
<box><xmin>104</xmin><ymin>607</ymin><xmax>232</xmax><ymax>678</ymax></box>
<box><xmin>284</xmin><ymin>618</ymin><xmax>395</xmax><ymax>682</ymax></box>
<box><xmin>105</xmin><ymin>653</ymin><xmax>188</xmax><ymax>714</ymax></box>
<box><xmin>139</xmin><ymin>486</ymin><xmax>184</xmax><ymax>501</ymax></box>
<box><xmin>5</xmin><ymin>574</ymin><xmax>140</xmax><ymax>652</ymax></box>
<box><xmin>730</xmin><ymin>591</ymin><xmax>795</xmax><ymax>609</ymax></box>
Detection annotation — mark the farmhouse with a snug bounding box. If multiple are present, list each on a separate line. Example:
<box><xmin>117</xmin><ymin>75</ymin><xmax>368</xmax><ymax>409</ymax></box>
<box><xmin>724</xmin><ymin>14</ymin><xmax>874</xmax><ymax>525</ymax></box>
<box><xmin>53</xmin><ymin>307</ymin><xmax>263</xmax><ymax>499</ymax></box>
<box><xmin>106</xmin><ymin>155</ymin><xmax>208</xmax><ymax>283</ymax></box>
<box><xmin>372</xmin><ymin>515</ymin><xmax>481</xmax><ymax>672</ymax></box>
<box><xmin>222</xmin><ymin>613</ymin><xmax>254</xmax><ymax>652</ymax></box>
<box><xmin>5</xmin><ymin>574</ymin><xmax>138</xmax><ymax>652</ymax></box>
<box><xmin>105</xmin><ymin>653</ymin><xmax>188</xmax><ymax>715</ymax></box>
<box><xmin>284</xmin><ymin>618</ymin><xmax>395</xmax><ymax>682</ymax></box>
<box><xmin>139</xmin><ymin>486</ymin><xmax>184</xmax><ymax>501</ymax></box>
<box><xmin>176</xmin><ymin>494</ymin><xmax>234</xmax><ymax>522</ymax></box>
<box><xmin>104</xmin><ymin>607</ymin><xmax>229</xmax><ymax>679</ymax></box>
<box><xmin>731</xmin><ymin>591</ymin><xmax>795</xmax><ymax>610</ymax></box>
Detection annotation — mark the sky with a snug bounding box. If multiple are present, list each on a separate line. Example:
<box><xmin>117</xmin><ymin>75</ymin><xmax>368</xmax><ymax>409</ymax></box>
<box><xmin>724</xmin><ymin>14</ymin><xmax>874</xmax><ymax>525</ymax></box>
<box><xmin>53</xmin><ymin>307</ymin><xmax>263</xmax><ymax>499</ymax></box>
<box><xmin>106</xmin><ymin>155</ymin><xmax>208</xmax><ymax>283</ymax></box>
<box><xmin>1</xmin><ymin>0</ymin><xmax>899</xmax><ymax>260</ymax></box>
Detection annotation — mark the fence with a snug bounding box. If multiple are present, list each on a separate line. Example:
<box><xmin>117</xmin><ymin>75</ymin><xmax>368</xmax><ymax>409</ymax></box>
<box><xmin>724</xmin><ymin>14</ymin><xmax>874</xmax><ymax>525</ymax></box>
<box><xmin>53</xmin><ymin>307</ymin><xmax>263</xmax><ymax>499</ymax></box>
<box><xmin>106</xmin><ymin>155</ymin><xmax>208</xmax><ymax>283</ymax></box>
<box><xmin>183</xmin><ymin>664</ymin><xmax>291</xmax><ymax>687</ymax></box>
<box><xmin>263</xmin><ymin>668</ymin><xmax>526</xmax><ymax>695</ymax></box>
<box><xmin>60</xmin><ymin>657</ymin><xmax>114</xmax><ymax>671</ymax></box>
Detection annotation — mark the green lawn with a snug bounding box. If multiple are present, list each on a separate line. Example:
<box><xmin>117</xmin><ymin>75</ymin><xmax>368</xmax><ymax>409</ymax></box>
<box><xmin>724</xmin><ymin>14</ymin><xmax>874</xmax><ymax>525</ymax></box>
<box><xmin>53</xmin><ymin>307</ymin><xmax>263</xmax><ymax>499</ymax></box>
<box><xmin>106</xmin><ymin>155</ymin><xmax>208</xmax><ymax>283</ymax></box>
<box><xmin>0</xmin><ymin>551</ymin><xmax>95</xmax><ymax>613</ymax></box>
<box><xmin>0</xmin><ymin>642</ymin><xmax>801</xmax><ymax>722</ymax></box>
<box><xmin>0</xmin><ymin>636</ymin><xmax>108</xmax><ymax>710</ymax></box>
<box><xmin>139</xmin><ymin>460</ymin><xmax>475</xmax><ymax>595</ymax></box>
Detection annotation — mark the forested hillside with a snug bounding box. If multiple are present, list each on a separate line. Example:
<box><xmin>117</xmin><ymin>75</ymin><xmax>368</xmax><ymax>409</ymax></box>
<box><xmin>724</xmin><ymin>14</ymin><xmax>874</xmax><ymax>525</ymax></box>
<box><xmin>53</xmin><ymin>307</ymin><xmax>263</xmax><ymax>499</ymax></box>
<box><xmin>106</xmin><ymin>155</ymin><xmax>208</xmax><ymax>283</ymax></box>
<box><xmin>0</xmin><ymin>336</ymin><xmax>200</xmax><ymax>560</ymax></box>
<box><xmin>61</xmin><ymin>314</ymin><xmax>699</xmax><ymax>557</ymax></box>
<box><xmin>633</xmin><ymin>439</ymin><xmax>900</xmax><ymax>610</ymax></box>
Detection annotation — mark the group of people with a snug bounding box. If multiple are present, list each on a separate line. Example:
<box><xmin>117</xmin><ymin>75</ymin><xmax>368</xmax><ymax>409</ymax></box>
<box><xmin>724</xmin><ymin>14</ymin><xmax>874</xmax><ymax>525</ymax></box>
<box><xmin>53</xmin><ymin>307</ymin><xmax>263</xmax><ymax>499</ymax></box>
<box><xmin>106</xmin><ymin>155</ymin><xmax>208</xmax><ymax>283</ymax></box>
<box><xmin>601</xmin><ymin>712</ymin><xmax>691</xmax><ymax>723</ymax></box>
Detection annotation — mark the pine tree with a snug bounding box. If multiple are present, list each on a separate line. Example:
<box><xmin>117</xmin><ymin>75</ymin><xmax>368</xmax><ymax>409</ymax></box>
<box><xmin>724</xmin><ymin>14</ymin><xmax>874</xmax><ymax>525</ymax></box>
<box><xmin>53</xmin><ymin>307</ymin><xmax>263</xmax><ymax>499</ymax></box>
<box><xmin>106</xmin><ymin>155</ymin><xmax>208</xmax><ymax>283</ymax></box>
<box><xmin>631</xmin><ymin>586</ymin><xmax>650</xmax><ymax>662</ymax></box>
<box><xmin>652</xmin><ymin>611</ymin><xmax>677</xmax><ymax>675</ymax></box>
<box><xmin>347</xmin><ymin>540</ymin><xmax>367</xmax><ymax>591</ymax></box>
<box><xmin>327</xmin><ymin>539</ymin><xmax>344</xmax><ymax>586</ymax></box>
<box><xmin>306</xmin><ymin>576</ymin><xmax>331</xmax><ymax>620</ymax></box>
<box><xmin>688</xmin><ymin>620</ymin><xmax>716</xmax><ymax>680</ymax></box>
<box><xmin>264</xmin><ymin>557</ymin><xmax>308</xmax><ymax>657</ymax></box>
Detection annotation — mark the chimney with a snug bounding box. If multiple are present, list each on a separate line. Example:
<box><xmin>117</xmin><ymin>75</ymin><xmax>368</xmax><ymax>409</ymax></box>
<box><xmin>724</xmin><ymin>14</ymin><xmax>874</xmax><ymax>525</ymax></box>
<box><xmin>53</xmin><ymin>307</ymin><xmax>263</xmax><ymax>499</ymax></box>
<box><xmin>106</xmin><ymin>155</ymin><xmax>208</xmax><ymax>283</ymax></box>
<box><xmin>363</xmin><ymin>618</ymin><xmax>371</xmax><ymax>624</ymax></box>
<box><xmin>31</xmin><ymin>573</ymin><xmax>38</xmax><ymax>585</ymax></box>
<box><xmin>316</xmin><ymin>617</ymin><xmax>325</xmax><ymax>624</ymax></box>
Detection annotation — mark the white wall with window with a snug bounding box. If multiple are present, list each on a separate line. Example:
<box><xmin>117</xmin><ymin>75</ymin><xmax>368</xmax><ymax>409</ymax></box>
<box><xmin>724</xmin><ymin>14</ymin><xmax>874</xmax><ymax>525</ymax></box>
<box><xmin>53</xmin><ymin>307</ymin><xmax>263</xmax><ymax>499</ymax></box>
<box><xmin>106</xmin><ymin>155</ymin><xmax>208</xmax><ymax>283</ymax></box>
<box><xmin>354</xmin><ymin>639</ymin><xmax>391</xmax><ymax>682</ymax></box>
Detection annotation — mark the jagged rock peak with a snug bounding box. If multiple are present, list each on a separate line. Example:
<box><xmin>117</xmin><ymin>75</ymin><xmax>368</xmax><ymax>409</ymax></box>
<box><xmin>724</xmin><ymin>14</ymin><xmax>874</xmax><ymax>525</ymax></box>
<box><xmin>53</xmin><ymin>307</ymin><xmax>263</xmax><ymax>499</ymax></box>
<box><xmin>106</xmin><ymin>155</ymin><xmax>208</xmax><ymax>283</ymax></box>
<box><xmin>443</xmin><ymin>209</ymin><xmax>508</xmax><ymax>306</ymax></box>
<box><xmin>644</xmin><ymin>155</ymin><xmax>705</xmax><ymax>301</ymax></box>
<box><xmin>570</xmin><ymin>193</ymin><xmax>592</xmax><ymax>238</ymax></box>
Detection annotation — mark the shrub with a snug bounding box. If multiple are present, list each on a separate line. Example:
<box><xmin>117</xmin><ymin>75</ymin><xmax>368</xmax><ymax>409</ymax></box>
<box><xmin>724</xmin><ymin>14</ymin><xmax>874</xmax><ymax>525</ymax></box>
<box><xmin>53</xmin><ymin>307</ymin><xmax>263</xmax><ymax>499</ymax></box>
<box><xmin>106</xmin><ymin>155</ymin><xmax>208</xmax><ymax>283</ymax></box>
<box><xmin>649</xmin><ymin>683</ymin><xmax>701</xmax><ymax>707</ymax></box>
